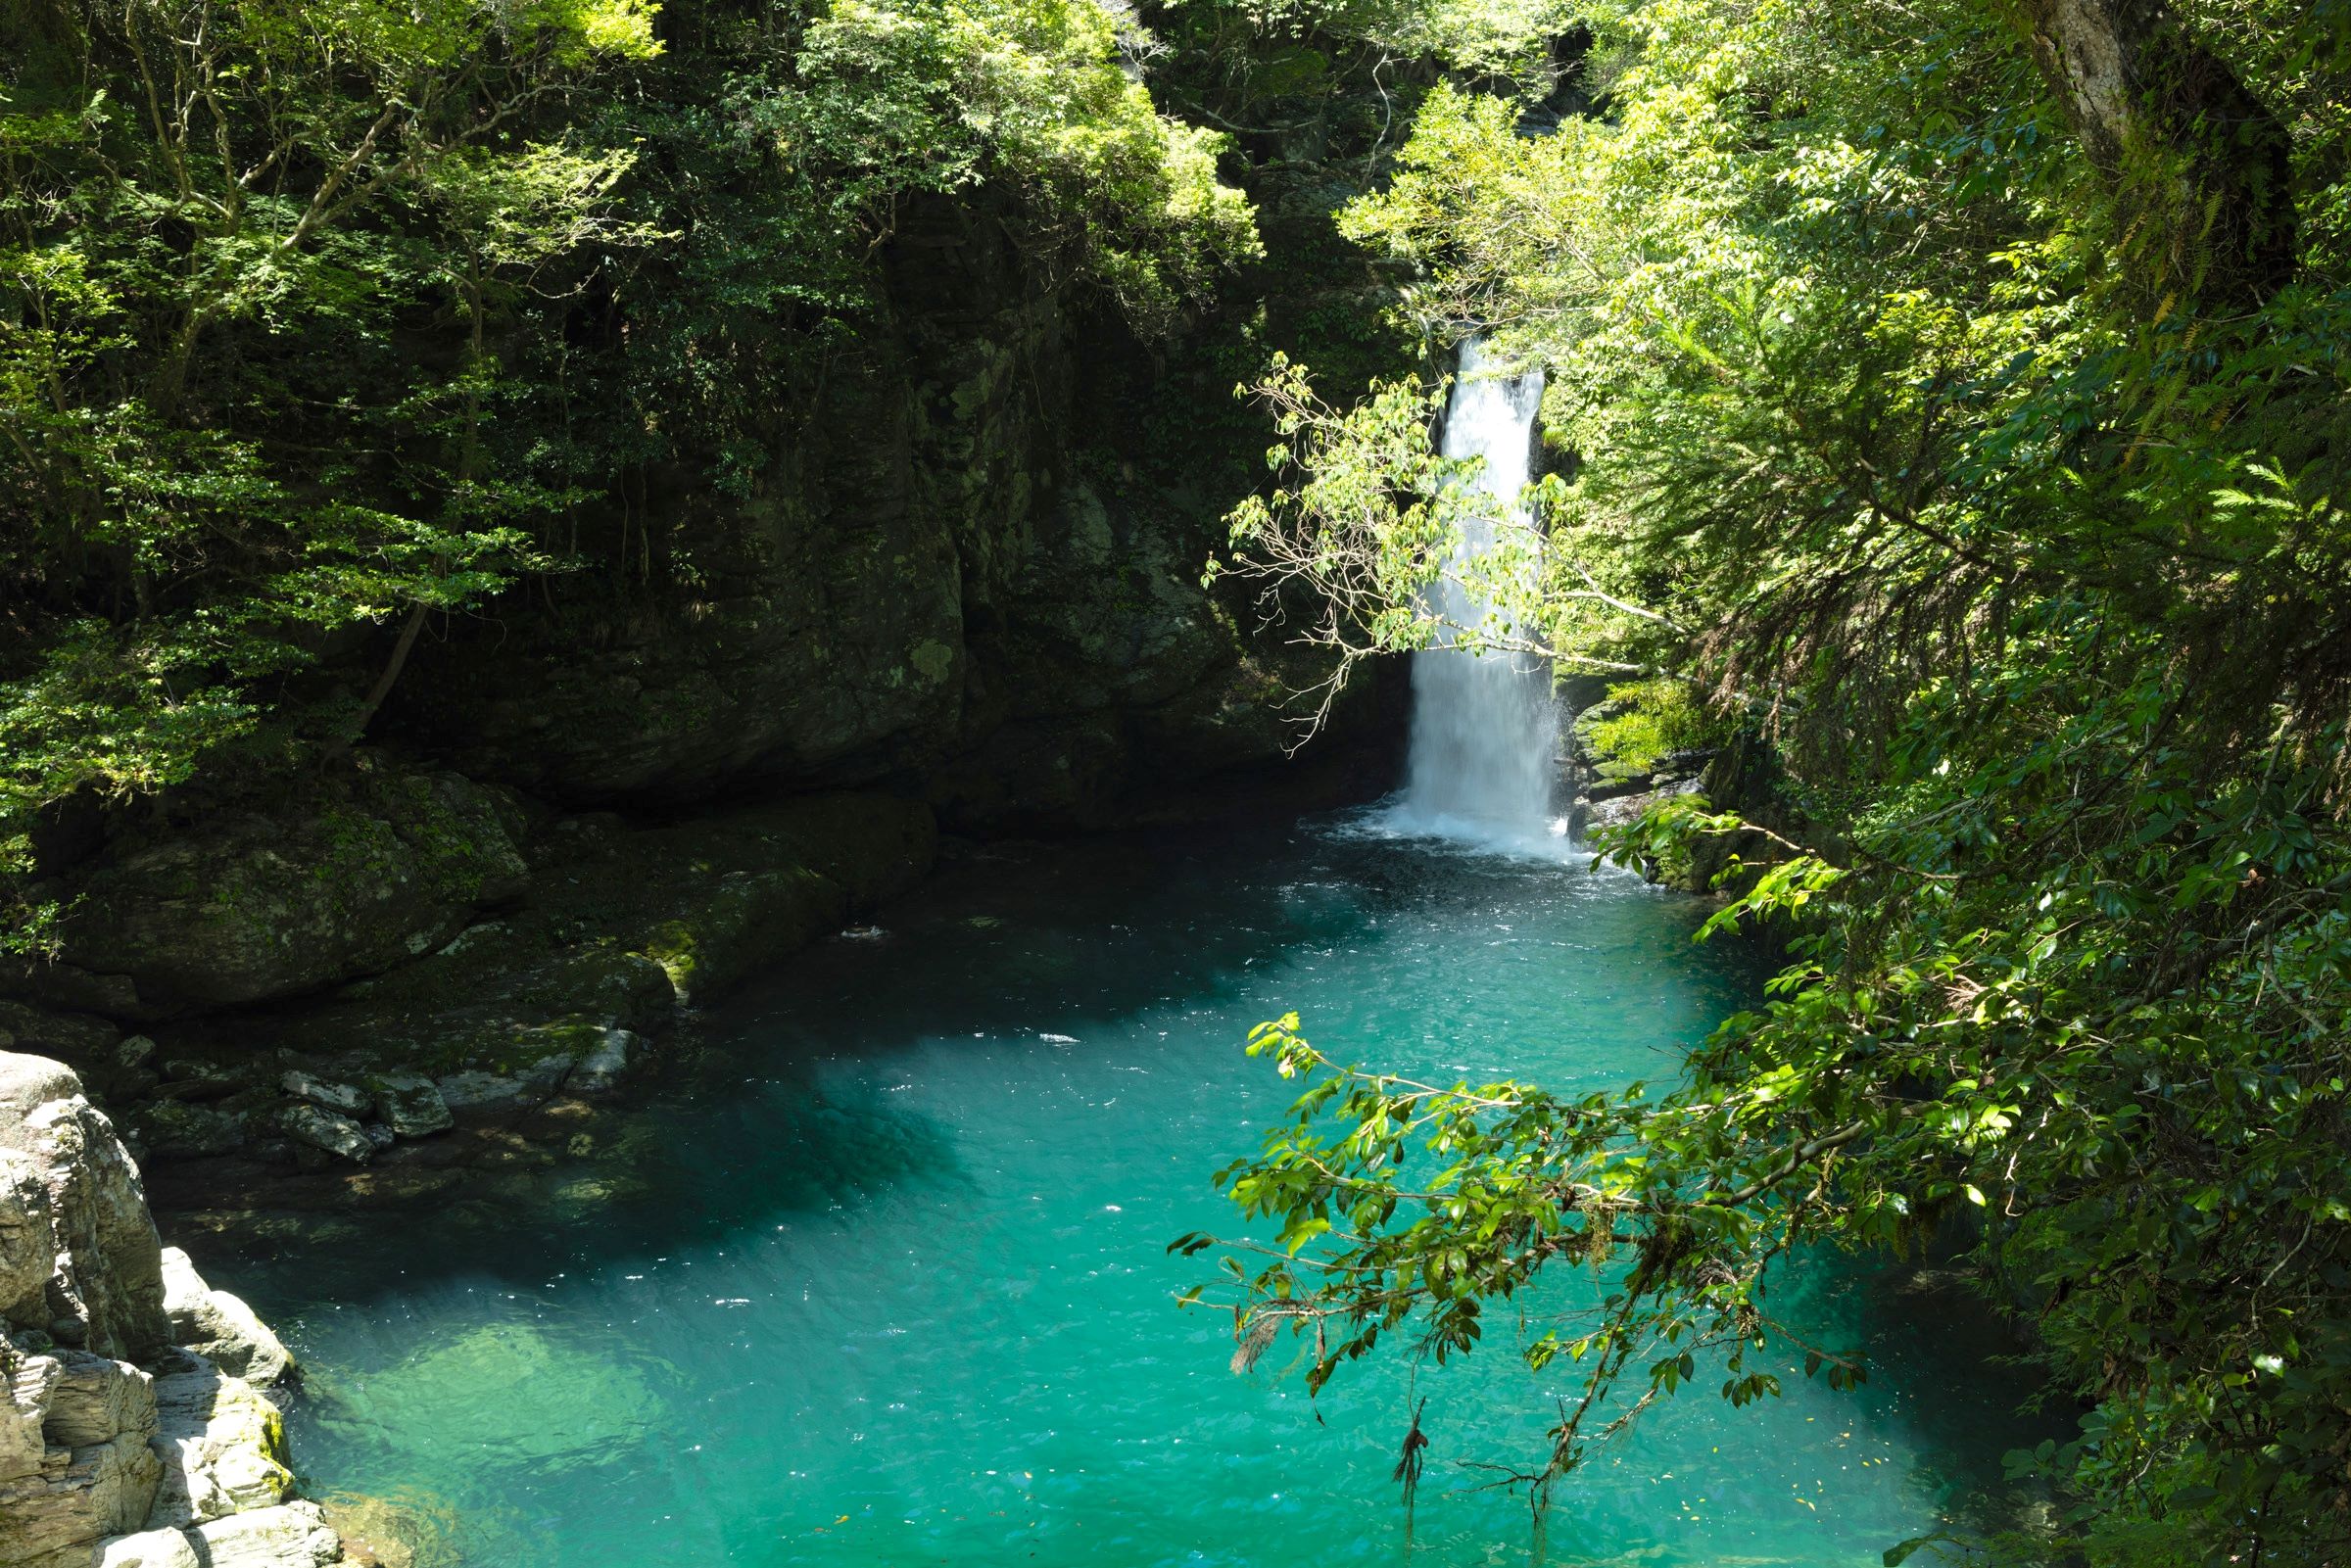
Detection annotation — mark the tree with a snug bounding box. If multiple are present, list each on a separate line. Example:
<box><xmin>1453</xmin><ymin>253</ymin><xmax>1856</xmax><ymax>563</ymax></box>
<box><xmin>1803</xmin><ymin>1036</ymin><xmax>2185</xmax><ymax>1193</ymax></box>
<box><xmin>1195</xmin><ymin>2</ymin><xmax>2351</xmax><ymax>1560</ymax></box>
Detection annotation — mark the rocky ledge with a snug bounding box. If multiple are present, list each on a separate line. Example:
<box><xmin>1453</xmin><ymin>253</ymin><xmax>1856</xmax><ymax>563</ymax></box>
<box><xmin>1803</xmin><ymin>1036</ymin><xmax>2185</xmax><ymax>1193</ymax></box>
<box><xmin>0</xmin><ymin>1052</ymin><xmax>330</xmax><ymax>1568</ymax></box>
<box><xmin>0</xmin><ymin>784</ymin><xmax>939</xmax><ymax>1197</ymax></box>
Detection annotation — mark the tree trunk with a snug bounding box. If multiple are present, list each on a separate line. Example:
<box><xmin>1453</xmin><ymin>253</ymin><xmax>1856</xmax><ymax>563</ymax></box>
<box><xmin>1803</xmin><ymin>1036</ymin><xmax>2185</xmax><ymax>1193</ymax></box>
<box><xmin>2015</xmin><ymin>0</ymin><xmax>2295</xmax><ymax>302</ymax></box>
<box><xmin>333</xmin><ymin>599</ymin><xmax>429</xmax><ymax>752</ymax></box>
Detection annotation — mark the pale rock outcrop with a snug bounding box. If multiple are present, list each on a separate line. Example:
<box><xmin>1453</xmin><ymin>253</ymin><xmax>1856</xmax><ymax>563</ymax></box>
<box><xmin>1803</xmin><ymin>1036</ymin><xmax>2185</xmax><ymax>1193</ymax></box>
<box><xmin>144</xmin><ymin>1352</ymin><xmax>295</xmax><ymax>1527</ymax></box>
<box><xmin>0</xmin><ymin>1054</ymin><xmax>168</xmax><ymax>1361</ymax></box>
<box><xmin>0</xmin><ymin>1052</ymin><xmax>337</xmax><ymax>1568</ymax></box>
<box><xmin>158</xmin><ymin>1252</ymin><xmax>294</xmax><ymax>1390</ymax></box>
<box><xmin>0</xmin><ymin>1350</ymin><xmax>162</xmax><ymax>1568</ymax></box>
<box><xmin>97</xmin><ymin>1502</ymin><xmax>341</xmax><ymax>1568</ymax></box>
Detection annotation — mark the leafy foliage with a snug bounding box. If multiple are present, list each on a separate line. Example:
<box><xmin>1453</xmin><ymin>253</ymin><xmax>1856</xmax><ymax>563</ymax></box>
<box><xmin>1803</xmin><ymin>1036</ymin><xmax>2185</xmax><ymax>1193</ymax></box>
<box><xmin>1200</xmin><ymin>0</ymin><xmax>2351</xmax><ymax>1560</ymax></box>
<box><xmin>0</xmin><ymin>0</ymin><xmax>1260</xmax><ymax>943</ymax></box>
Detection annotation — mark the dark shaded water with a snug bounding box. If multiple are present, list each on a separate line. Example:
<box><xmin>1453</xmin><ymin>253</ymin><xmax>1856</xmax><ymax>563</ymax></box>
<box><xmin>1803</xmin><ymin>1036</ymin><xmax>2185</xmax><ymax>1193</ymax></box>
<box><xmin>216</xmin><ymin>812</ymin><xmax>2047</xmax><ymax>1565</ymax></box>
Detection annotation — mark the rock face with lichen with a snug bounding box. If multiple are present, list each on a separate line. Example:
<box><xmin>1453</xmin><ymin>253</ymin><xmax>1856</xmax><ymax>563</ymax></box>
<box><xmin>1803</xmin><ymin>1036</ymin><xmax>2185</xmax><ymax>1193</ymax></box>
<box><xmin>381</xmin><ymin>199</ymin><xmax>1389</xmax><ymax>829</ymax></box>
<box><xmin>0</xmin><ymin>1051</ymin><xmax>336</xmax><ymax>1568</ymax></box>
<box><xmin>0</xmin><ymin>196</ymin><xmax>1404</xmax><ymax>1196</ymax></box>
<box><xmin>47</xmin><ymin>772</ymin><xmax>527</xmax><ymax>1021</ymax></box>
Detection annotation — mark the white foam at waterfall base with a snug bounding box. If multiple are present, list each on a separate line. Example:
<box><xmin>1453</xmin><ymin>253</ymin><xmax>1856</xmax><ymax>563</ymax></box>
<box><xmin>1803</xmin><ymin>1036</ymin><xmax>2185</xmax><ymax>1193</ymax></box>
<box><xmin>1374</xmin><ymin>338</ymin><xmax>1567</xmax><ymax>859</ymax></box>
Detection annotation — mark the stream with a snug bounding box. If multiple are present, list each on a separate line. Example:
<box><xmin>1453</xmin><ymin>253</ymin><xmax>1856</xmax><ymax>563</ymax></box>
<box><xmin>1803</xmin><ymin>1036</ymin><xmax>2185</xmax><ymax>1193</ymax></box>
<box><xmin>212</xmin><ymin>815</ymin><xmax>2049</xmax><ymax>1566</ymax></box>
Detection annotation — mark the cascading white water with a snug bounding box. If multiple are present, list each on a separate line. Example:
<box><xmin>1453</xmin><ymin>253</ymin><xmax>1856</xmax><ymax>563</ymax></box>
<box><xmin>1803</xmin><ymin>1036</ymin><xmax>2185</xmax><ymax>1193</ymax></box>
<box><xmin>1392</xmin><ymin>339</ymin><xmax>1561</xmax><ymax>846</ymax></box>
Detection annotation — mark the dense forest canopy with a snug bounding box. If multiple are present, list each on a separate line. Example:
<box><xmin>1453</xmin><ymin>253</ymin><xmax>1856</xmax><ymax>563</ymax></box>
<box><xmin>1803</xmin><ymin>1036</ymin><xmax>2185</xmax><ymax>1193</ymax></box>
<box><xmin>1202</xmin><ymin>2</ymin><xmax>2351</xmax><ymax>1564</ymax></box>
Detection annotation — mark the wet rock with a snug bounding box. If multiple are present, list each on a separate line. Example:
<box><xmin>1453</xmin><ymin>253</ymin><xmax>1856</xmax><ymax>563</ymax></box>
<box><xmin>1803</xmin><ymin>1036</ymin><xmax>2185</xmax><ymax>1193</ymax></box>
<box><xmin>159</xmin><ymin>1252</ymin><xmax>296</xmax><ymax>1390</ymax></box>
<box><xmin>429</xmin><ymin>1071</ymin><xmax>521</xmax><ymax>1112</ymax></box>
<box><xmin>359</xmin><ymin>1076</ymin><xmax>452</xmax><ymax>1140</ymax></box>
<box><xmin>275</xmin><ymin>1106</ymin><xmax>372</xmax><ymax>1165</ymax></box>
<box><xmin>278</xmin><ymin>1073</ymin><xmax>371</xmax><ymax>1119</ymax></box>
<box><xmin>431</xmin><ymin>1060</ymin><xmax>575</xmax><ymax>1114</ymax></box>
<box><xmin>361</xmin><ymin>1124</ymin><xmax>395</xmax><ymax>1152</ymax></box>
<box><xmin>569</xmin><ymin>1029</ymin><xmax>637</xmax><ymax>1094</ymax></box>
<box><xmin>117</xmin><ymin>1038</ymin><xmax>158</xmax><ymax>1070</ymax></box>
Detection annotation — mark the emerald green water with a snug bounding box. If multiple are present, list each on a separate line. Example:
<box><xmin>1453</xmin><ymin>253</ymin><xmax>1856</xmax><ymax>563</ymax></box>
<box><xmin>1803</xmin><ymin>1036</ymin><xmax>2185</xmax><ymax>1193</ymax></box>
<box><xmin>217</xmin><ymin>814</ymin><xmax>2046</xmax><ymax>1566</ymax></box>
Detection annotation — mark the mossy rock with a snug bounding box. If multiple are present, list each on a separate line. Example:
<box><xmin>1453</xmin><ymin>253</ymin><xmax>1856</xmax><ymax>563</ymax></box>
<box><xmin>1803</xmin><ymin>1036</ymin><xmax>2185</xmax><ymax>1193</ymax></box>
<box><xmin>53</xmin><ymin>766</ymin><xmax>528</xmax><ymax>1017</ymax></box>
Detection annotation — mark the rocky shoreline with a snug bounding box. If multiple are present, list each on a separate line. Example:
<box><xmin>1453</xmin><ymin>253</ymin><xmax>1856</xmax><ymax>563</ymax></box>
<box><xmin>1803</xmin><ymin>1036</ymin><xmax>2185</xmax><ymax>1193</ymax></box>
<box><xmin>0</xmin><ymin>689</ymin><xmax>1403</xmax><ymax>1245</ymax></box>
<box><xmin>3</xmin><ymin>1052</ymin><xmax>332</xmax><ymax>1568</ymax></box>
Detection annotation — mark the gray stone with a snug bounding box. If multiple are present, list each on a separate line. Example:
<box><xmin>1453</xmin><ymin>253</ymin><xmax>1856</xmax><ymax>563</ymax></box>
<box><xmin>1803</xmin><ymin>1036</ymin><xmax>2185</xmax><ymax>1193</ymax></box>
<box><xmin>159</xmin><ymin>1252</ymin><xmax>296</xmax><ymax>1390</ymax></box>
<box><xmin>115</xmin><ymin>1038</ymin><xmax>157</xmax><ymax>1071</ymax></box>
<box><xmin>570</xmin><ymin>1028</ymin><xmax>638</xmax><ymax>1094</ymax></box>
<box><xmin>360</xmin><ymin>1123</ymin><xmax>395</xmax><ymax>1151</ymax></box>
<box><xmin>53</xmin><ymin>767</ymin><xmax>529</xmax><ymax>1016</ymax></box>
<box><xmin>0</xmin><ymin>1059</ymin><xmax>316</xmax><ymax>1568</ymax></box>
<box><xmin>145</xmin><ymin>1353</ymin><xmax>296</xmax><ymax>1528</ymax></box>
<box><xmin>0</xmin><ymin>1150</ymin><xmax>54</xmax><ymax>1330</ymax></box>
<box><xmin>277</xmin><ymin>1072</ymin><xmax>371</xmax><ymax>1118</ymax></box>
<box><xmin>128</xmin><ymin>1104</ymin><xmax>248</xmax><ymax>1161</ymax></box>
<box><xmin>274</xmin><ymin>1105</ymin><xmax>371</xmax><ymax>1165</ymax></box>
<box><xmin>99</xmin><ymin>1499</ymin><xmax>341</xmax><ymax>1568</ymax></box>
<box><xmin>0</xmin><ymin>1348</ymin><xmax>164</xmax><ymax>1563</ymax></box>
<box><xmin>437</xmin><ymin>1049</ymin><xmax>575</xmax><ymax>1113</ymax></box>
<box><xmin>0</xmin><ymin>1053</ymin><xmax>170</xmax><ymax>1362</ymax></box>
<box><xmin>42</xmin><ymin>1350</ymin><xmax>158</xmax><ymax>1449</ymax></box>
<box><xmin>520</xmin><ymin>1050</ymin><xmax>577</xmax><ymax>1098</ymax></box>
<box><xmin>431</xmin><ymin>1071</ymin><xmax>528</xmax><ymax>1112</ymax></box>
<box><xmin>360</xmin><ymin>1074</ymin><xmax>452</xmax><ymax>1138</ymax></box>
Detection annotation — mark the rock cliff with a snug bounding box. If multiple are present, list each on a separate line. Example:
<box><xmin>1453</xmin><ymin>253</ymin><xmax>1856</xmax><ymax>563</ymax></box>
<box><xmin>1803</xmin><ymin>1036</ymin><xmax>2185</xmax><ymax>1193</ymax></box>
<box><xmin>0</xmin><ymin>1053</ymin><xmax>332</xmax><ymax>1568</ymax></box>
<box><xmin>0</xmin><ymin>136</ymin><xmax>1406</xmax><ymax>1205</ymax></box>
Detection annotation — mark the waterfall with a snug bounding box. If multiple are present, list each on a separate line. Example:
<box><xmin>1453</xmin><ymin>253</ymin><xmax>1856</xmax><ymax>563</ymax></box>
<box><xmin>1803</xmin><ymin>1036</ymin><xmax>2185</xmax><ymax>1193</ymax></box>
<box><xmin>1391</xmin><ymin>339</ymin><xmax>1561</xmax><ymax>847</ymax></box>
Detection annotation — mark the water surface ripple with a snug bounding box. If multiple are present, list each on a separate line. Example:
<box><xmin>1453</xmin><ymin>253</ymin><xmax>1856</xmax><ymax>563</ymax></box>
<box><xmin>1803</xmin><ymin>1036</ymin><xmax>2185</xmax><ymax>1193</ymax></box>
<box><xmin>226</xmin><ymin>814</ymin><xmax>2045</xmax><ymax>1566</ymax></box>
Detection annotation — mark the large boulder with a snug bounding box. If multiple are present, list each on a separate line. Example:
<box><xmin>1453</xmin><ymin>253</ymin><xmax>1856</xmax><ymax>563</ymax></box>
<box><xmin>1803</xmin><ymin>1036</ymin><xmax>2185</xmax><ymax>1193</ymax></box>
<box><xmin>98</xmin><ymin>1500</ymin><xmax>341</xmax><ymax>1568</ymax></box>
<box><xmin>159</xmin><ymin>1252</ymin><xmax>296</xmax><ymax>1390</ymax></box>
<box><xmin>48</xmin><ymin>768</ymin><xmax>528</xmax><ymax>1017</ymax></box>
<box><xmin>0</xmin><ymin>1054</ymin><xmax>328</xmax><ymax>1568</ymax></box>
<box><xmin>0</xmin><ymin>1053</ymin><xmax>169</xmax><ymax>1362</ymax></box>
